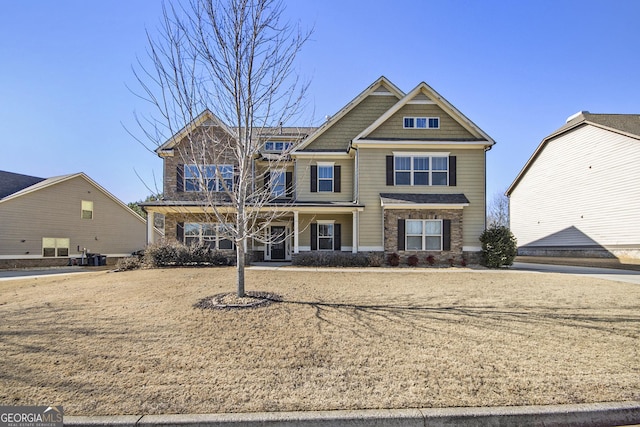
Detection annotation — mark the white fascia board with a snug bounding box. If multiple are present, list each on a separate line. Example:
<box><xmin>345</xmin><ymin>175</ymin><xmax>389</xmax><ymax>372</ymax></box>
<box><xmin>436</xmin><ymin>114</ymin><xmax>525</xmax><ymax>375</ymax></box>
<box><xmin>392</xmin><ymin>151</ymin><xmax>450</xmax><ymax>157</ymax></box>
<box><xmin>291</xmin><ymin>151</ymin><xmax>352</xmax><ymax>159</ymax></box>
<box><xmin>352</xmin><ymin>139</ymin><xmax>490</xmax><ymax>149</ymax></box>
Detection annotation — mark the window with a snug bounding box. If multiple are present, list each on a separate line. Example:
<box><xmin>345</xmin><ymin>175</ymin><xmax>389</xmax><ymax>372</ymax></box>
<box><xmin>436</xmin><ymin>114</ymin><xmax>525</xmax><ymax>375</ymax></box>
<box><xmin>394</xmin><ymin>154</ymin><xmax>448</xmax><ymax>186</ymax></box>
<box><xmin>81</xmin><ymin>200</ymin><xmax>93</xmax><ymax>219</ymax></box>
<box><xmin>42</xmin><ymin>238</ymin><xmax>70</xmax><ymax>257</ymax></box>
<box><xmin>317</xmin><ymin>223</ymin><xmax>334</xmax><ymax>250</ymax></box>
<box><xmin>403</xmin><ymin>117</ymin><xmax>439</xmax><ymax>129</ymax></box>
<box><xmin>317</xmin><ymin>164</ymin><xmax>334</xmax><ymax>192</ymax></box>
<box><xmin>264</xmin><ymin>141</ymin><xmax>293</xmax><ymax>152</ymax></box>
<box><xmin>184</xmin><ymin>164</ymin><xmax>233</xmax><ymax>192</ymax></box>
<box><xmin>406</xmin><ymin>220</ymin><xmax>442</xmax><ymax>251</ymax></box>
<box><xmin>270</xmin><ymin>171</ymin><xmax>286</xmax><ymax>198</ymax></box>
<box><xmin>184</xmin><ymin>223</ymin><xmax>233</xmax><ymax>249</ymax></box>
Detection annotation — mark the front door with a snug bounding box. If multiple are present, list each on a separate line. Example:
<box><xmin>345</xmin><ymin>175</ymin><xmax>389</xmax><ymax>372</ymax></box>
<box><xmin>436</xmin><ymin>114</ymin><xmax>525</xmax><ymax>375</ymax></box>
<box><xmin>270</xmin><ymin>226</ymin><xmax>286</xmax><ymax>260</ymax></box>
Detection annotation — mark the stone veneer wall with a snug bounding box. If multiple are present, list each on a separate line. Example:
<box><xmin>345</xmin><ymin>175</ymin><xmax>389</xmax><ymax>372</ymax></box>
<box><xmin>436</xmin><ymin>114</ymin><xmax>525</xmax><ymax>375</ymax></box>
<box><xmin>384</xmin><ymin>208</ymin><xmax>466</xmax><ymax>265</ymax></box>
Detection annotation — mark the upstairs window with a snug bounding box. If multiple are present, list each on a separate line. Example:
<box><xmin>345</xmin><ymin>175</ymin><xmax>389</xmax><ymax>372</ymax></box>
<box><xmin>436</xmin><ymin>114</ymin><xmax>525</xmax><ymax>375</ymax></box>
<box><xmin>264</xmin><ymin>141</ymin><xmax>293</xmax><ymax>152</ymax></box>
<box><xmin>184</xmin><ymin>164</ymin><xmax>233</xmax><ymax>192</ymax></box>
<box><xmin>81</xmin><ymin>200</ymin><xmax>93</xmax><ymax>219</ymax></box>
<box><xmin>394</xmin><ymin>155</ymin><xmax>448</xmax><ymax>186</ymax></box>
<box><xmin>403</xmin><ymin>117</ymin><xmax>439</xmax><ymax>129</ymax></box>
<box><xmin>270</xmin><ymin>171</ymin><xmax>286</xmax><ymax>198</ymax></box>
<box><xmin>317</xmin><ymin>164</ymin><xmax>334</xmax><ymax>192</ymax></box>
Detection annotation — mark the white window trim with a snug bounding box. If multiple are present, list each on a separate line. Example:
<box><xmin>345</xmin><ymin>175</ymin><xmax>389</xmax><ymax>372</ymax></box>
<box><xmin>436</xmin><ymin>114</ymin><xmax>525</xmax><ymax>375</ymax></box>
<box><xmin>393</xmin><ymin>153</ymin><xmax>450</xmax><ymax>186</ymax></box>
<box><xmin>406</xmin><ymin>219</ymin><xmax>443</xmax><ymax>251</ymax></box>
<box><xmin>316</xmin><ymin>220</ymin><xmax>335</xmax><ymax>251</ymax></box>
<box><xmin>317</xmin><ymin>162</ymin><xmax>334</xmax><ymax>193</ymax></box>
<box><xmin>81</xmin><ymin>200</ymin><xmax>93</xmax><ymax>220</ymax></box>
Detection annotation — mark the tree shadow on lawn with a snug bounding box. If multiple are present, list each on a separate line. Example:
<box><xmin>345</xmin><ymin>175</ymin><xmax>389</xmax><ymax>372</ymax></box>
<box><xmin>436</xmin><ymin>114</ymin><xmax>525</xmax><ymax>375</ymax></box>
<box><xmin>275</xmin><ymin>295</ymin><xmax>640</xmax><ymax>341</ymax></box>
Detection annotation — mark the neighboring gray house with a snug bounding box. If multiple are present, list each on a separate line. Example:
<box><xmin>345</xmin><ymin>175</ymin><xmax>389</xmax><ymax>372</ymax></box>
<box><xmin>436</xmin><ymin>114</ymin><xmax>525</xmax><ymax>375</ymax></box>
<box><xmin>507</xmin><ymin>112</ymin><xmax>640</xmax><ymax>261</ymax></box>
<box><xmin>0</xmin><ymin>171</ymin><xmax>160</xmax><ymax>268</ymax></box>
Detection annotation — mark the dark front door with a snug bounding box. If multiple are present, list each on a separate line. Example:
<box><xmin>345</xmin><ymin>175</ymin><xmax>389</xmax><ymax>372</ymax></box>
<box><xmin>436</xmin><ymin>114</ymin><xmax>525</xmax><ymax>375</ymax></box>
<box><xmin>270</xmin><ymin>226</ymin><xmax>286</xmax><ymax>260</ymax></box>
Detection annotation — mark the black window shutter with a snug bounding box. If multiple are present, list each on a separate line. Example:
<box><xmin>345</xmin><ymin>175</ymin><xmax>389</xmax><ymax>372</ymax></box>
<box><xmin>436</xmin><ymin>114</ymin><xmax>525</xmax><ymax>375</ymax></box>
<box><xmin>285</xmin><ymin>172</ymin><xmax>293</xmax><ymax>198</ymax></box>
<box><xmin>443</xmin><ymin>219</ymin><xmax>451</xmax><ymax>251</ymax></box>
<box><xmin>176</xmin><ymin>165</ymin><xmax>184</xmax><ymax>192</ymax></box>
<box><xmin>334</xmin><ymin>224</ymin><xmax>341</xmax><ymax>251</ymax></box>
<box><xmin>386</xmin><ymin>156</ymin><xmax>394</xmax><ymax>186</ymax></box>
<box><xmin>310</xmin><ymin>165</ymin><xmax>318</xmax><ymax>192</ymax></box>
<box><xmin>177</xmin><ymin>222</ymin><xmax>184</xmax><ymax>243</ymax></box>
<box><xmin>397</xmin><ymin>219</ymin><xmax>405</xmax><ymax>251</ymax></box>
<box><xmin>263</xmin><ymin>171</ymin><xmax>270</xmax><ymax>192</ymax></box>
<box><xmin>311</xmin><ymin>223</ymin><xmax>317</xmax><ymax>250</ymax></box>
<box><xmin>449</xmin><ymin>156</ymin><xmax>457</xmax><ymax>186</ymax></box>
<box><xmin>334</xmin><ymin>165</ymin><xmax>341</xmax><ymax>193</ymax></box>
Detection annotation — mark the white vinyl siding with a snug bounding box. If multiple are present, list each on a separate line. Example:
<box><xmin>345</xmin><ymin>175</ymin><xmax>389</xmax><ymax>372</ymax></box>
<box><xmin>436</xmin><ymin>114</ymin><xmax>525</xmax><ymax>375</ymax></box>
<box><xmin>509</xmin><ymin>125</ymin><xmax>640</xmax><ymax>249</ymax></box>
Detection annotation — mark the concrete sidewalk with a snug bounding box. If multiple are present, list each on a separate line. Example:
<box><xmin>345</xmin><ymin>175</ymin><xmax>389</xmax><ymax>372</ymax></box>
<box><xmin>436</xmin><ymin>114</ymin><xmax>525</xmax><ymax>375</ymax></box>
<box><xmin>65</xmin><ymin>401</ymin><xmax>640</xmax><ymax>427</ymax></box>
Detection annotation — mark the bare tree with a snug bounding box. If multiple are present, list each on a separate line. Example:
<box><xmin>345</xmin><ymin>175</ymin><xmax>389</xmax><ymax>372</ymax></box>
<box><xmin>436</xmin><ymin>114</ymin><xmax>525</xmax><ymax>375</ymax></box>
<box><xmin>133</xmin><ymin>0</ymin><xmax>310</xmax><ymax>296</ymax></box>
<box><xmin>487</xmin><ymin>189</ymin><xmax>510</xmax><ymax>228</ymax></box>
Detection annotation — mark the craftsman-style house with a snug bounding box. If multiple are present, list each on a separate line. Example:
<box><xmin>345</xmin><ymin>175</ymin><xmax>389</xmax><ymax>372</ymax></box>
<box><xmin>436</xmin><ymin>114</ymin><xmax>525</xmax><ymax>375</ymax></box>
<box><xmin>143</xmin><ymin>76</ymin><xmax>495</xmax><ymax>263</ymax></box>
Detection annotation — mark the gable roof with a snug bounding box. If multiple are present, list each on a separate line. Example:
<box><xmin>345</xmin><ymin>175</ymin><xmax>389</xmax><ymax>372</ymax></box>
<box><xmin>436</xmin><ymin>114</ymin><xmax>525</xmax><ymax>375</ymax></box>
<box><xmin>0</xmin><ymin>171</ymin><xmax>45</xmax><ymax>199</ymax></box>
<box><xmin>292</xmin><ymin>76</ymin><xmax>405</xmax><ymax>152</ymax></box>
<box><xmin>353</xmin><ymin>81</ymin><xmax>495</xmax><ymax>145</ymax></box>
<box><xmin>0</xmin><ymin>172</ymin><xmax>148</xmax><ymax>226</ymax></box>
<box><xmin>507</xmin><ymin>112</ymin><xmax>640</xmax><ymax>196</ymax></box>
<box><xmin>155</xmin><ymin>109</ymin><xmax>238</xmax><ymax>155</ymax></box>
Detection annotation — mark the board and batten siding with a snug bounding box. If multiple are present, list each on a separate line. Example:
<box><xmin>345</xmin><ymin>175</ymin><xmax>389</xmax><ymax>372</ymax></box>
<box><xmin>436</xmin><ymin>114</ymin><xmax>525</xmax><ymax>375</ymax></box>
<box><xmin>0</xmin><ymin>176</ymin><xmax>148</xmax><ymax>257</ymax></box>
<box><xmin>509</xmin><ymin>125</ymin><xmax>640</xmax><ymax>249</ymax></box>
<box><xmin>304</xmin><ymin>95</ymin><xmax>399</xmax><ymax>151</ymax></box>
<box><xmin>357</xmin><ymin>147</ymin><xmax>486</xmax><ymax>250</ymax></box>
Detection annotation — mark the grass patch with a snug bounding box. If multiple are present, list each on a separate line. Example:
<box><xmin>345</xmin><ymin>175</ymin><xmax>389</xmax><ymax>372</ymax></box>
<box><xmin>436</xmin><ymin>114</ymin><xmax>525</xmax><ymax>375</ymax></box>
<box><xmin>0</xmin><ymin>267</ymin><xmax>639</xmax><ymax>415</ymax></box>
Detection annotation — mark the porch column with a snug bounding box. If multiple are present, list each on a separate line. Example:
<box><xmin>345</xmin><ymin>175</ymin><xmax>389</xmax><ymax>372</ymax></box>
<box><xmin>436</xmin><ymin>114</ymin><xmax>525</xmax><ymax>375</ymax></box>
<box><xmin>147</xmin><ymin>211</ymin><xmax>155</xmax><ymax>245</ymax></box>
<box><xmin>352</xmin><ymin>210</ymin><xmax>358</xmax><ymax>253</ymax></box>
<box><xmin>293</xmin><ymin>211</ymin><xmax>299</xmax><ymax>254</ymax></box>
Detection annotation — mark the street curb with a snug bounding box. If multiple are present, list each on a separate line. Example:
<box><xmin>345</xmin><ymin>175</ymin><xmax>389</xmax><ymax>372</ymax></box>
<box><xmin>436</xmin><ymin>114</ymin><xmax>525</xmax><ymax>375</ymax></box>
<box><xmin>64</xmin><ymin>401</ymin><xmax>640</xmax><ymax>427</ymax></box>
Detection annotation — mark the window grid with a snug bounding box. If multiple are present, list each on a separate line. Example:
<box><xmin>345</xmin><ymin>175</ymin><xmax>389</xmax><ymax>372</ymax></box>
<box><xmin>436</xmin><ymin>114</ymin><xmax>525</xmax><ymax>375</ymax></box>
<box><xmin>317</xmin><ymin>223</ymin><xmax>334</xmax><ymax>250</ymax></box>
<box><xmin>403</xmin><ymin>116</ymin><xmax>440</xmax><ymax>129</ymax></box>
<box><xmin>406</xmin><ymin>220</ymin><xmax>443</xmax><ymax>251</ymax></box>
<box><xmin>318</xmin><ymin>165</ymin><xmax>333</xmax><ymax>192</ymax></box>
<box><xmin>394</xmin><ymin>155</ymin><xmax>448</xmax><ymax>186</ymax></box>
<box><xmin>184</xmin><ymin>164</ymin><xmax>233</xmax><ymax>192</ymax></box>
<box><xmin>184</xmin><ymin>223</ymin><xmax>233</xmax><ymax>250</ymax></box>
<box><xmin>270</xmin><ymin>171</ymin><xmax>286</xmax><ymax>198</ymax></box>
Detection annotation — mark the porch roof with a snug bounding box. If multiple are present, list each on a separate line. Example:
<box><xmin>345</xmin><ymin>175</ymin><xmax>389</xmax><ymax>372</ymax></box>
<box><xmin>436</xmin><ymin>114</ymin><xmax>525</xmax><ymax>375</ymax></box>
<box><xmin>141</xmin><ymin>199</ymin><xmax>365</xmax><ymax>214</ymax></box>
<box><xmin>380</xmin><ymin>193</ymin><xmax>469</xmax><ymax>209</ymax></box>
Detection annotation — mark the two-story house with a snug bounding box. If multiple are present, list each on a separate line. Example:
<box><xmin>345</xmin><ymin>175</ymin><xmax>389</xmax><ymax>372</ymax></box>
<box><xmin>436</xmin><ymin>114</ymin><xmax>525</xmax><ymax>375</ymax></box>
<box><xmin>143</xmin><ymin>76</ymin><xmax>495</xmax><ymax>264</ymax></box>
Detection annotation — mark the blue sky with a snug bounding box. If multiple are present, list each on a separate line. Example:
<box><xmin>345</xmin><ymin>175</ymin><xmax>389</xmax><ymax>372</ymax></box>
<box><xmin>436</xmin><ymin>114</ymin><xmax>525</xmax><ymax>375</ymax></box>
<box><xmin>1</xmin><ymin>0</ymin><xmax>639</xmax><ymax>204</ymax></box>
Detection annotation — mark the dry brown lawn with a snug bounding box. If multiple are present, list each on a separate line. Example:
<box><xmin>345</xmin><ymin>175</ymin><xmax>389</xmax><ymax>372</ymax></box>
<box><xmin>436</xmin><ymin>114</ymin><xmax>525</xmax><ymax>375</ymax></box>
<box><xmin>0</xmin><ymin>267</ymin><xmax>639</xmax><ymax>416</ymax></box>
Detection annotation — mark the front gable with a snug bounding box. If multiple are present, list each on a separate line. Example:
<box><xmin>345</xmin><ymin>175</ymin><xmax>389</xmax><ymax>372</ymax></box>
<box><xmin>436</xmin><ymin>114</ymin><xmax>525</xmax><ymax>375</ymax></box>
<box><xmin>293</xmin><ymin>76</ymin><xmax>404</xmax><ymax>153</ymax></box>
<box><xmin>353</xmin><ymin>83</ymin><xmax>495</xmax><ymax>146</ymax></box>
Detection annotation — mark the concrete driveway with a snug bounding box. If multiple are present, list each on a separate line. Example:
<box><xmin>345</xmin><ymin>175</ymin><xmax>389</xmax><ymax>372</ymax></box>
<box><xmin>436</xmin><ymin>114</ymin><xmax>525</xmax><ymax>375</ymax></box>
<box><xmin>511</xmin><ymin>262</ymin><xmax>640</xmax><ymax>285</ymax></box>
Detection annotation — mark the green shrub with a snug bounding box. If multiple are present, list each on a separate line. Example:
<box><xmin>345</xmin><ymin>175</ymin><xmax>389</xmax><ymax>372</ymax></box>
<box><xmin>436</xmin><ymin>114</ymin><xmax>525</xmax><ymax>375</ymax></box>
<box><xmin>292</xmin><ymin>252</ymin><xmax>370</xmax><ymax>267</ymax></box>
<box><xmin>479</xmin><ymin>226</ymin><xmax>517</xmax><ymax>268</ymax></box>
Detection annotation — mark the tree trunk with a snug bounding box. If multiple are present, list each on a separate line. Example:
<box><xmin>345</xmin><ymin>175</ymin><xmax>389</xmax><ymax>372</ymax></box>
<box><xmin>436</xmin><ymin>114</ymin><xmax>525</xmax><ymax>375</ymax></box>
<box><xmin>236</xmin><ymin>242</ymin><xmax>245</xmax><ymax>297</ymax></box>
